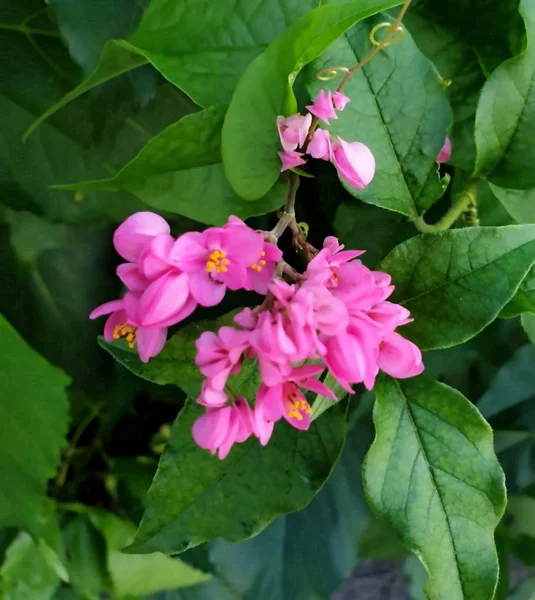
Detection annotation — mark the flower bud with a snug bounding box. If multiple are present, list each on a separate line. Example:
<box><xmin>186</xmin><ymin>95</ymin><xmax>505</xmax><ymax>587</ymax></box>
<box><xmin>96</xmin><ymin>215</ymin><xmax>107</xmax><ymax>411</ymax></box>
<box><xmin>332</xmin><ymin>138</ymin><xmax>375</xmax><ymax>189</ymax></box>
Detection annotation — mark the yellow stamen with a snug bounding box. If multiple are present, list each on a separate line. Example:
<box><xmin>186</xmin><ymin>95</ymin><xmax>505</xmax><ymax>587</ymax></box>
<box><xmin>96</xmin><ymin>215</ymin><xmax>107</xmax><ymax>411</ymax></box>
<box><xmin>206</xmin><ymin>249</ymin><xmax>230</xmax><ymax>274</ymax></box>
<box><xmin>113</xmin><ymin>323</ymin><xmax>137</xmax><ymax>349</ymax></box>
<box><xmin>259</xmin><ymin>260</ymin><xmax>266</xmax><ymax>266</ymax></box>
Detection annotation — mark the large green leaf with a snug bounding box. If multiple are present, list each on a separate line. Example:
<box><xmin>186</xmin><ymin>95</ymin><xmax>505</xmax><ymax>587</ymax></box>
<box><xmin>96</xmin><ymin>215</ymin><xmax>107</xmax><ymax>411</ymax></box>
<box><xmin>380</xmin><ymin>225</ymin><xmax>535</xmax><ymax>350</ymax></box>
<box><xmin>88</xmin><ymin>512</ymin><xmax>208</xmax><ymax>596</ymax></box>
<box><xmin>306</xmin><ymin>14</ymin><xmax>452</xmax><ymax>217</ymax></box>
<box><xmin>204</xmin><ymin>410</ymin><xmax>374</xmax><ymax>600</ymax></box>
<box><xmin>222</xmin><ymin>0</ymin><xmax>402</xmax><ymax>201</ymax></box>
<box><xmin>500</xmin><ymin>266</ymin><xmax>535</xmax><ymax>318</ymax></box>
<box><xmin>54</xmin><ymin>106</ymin><xmax>285</xmax><ymax>225</ymax></box>
<box><xmin>364</xmin><ymin>375</ymin><xmax>506</xmax><ymax>600</ymax></box>
<box><xmin>0</xmin><ymin>532</ymin><xmax>61</xmax><ymax>600</ymax></box>
<box><xmin>474</xmin><ymin>0</ymin><xmax>535</xmax><ymax>189</ymax></box>
<box><xmin>25</xmin><ymin>0</ymin><xmax>322</xmax><ymax>136</ymax></box>
<box><xmin>522</xmin><ymin>313</ymin><xmax>535</xmax><ymax>344</ymax></box>
<box><xmin>477</xmin><ymin>345</ymin><xmax>535</xmax><ymax>418</ymax></box>
<box><xmin>0</xmin><ymin>315</ymin><xmax>69</xmax><ymax>532</ymax></box>
<box><xmin>128</xmin><ymin>396</ymin><xmax>347</xmax><ymax>555</ymax></box>
<box><xmin>48</xmin><ymin>0</ymin><xmax>147</xmax><ymax>73</ymax></box>
<box><xmin>103</xmin><ymin>311</ymin><xmax>349</xmax><ymax>555</ymax></box>
<box><xmin>490</xmin><ymin>184</ymin><xmax>535</xmax><ymax>224</ymax></box>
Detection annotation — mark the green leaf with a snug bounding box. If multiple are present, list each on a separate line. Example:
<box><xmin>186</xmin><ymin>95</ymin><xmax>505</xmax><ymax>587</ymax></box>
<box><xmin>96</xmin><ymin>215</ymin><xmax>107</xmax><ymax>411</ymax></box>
<box><xmin>522</xmin><ymin>313</ymin><xmax>535</xmax><ymax>344</ymax></box>
<box><xmin>474</xmin><ymin>0</ymin><xmax>535</xmax><ymax>188</ymax></box>
<box><xmin>54</xmin><ymin>106</ymin><xmax>285</xmax><ymax>224</ymax></box>
<box><xmin>306</xmin><ymin>14</ymin><xmax>452</xmax><ymax>217</ymax></box>
<box><xmin>477</xmin><ymin>345</ymin><xmax>535</xmax><ymax>418</ymax></box>
<box><xmin>380</xmin><ymin>225</ymin><xmax>535</xmax><ymax>350</ymax></box>
<box><xmin>222</xmin><ymin>0</ymin><xmax>403</xmax><ymax>201</ymax></box>
<box><xmin>0</xmin><ymin>532</ymin><xmax>61</xmax><ymax>600</ymax></box>
<box><xmin>0</xmin><ymin>314</ymin><xmax>69</xmax><ymax>532</ymax></box>
<box><xmin>48</xmin><ymin>0</ymin><xmax>147</xmax><ymax>73</ymax></box>
<box><xmin>26</xmin><ymin>0</ymin><xmax>323</xmax><ymax>136</ymax></box>
<box><xmin>363</xmin><ymin>374</ymin><xmax>506</xmax><ymax>600</ymax></box>
<box><xmin>128</xmin><ymin>396</ymin><xmax>347</xmax><ymax>554</ymax></box>
<box><xmin>88</xmin><ymin>512</ymin><xmax>209</xmax><ymax>596</ymax></box>
<box><xmin>490</xmin><ymin>184</ymin><xmax>535</xmax><ymax>224</ymax></box>
<box><xmin>100</xmin><ymin>312</ymin><xmax>238</xmax><ymax>396</ymax></box>
<box><xmin>205</xmin><ymin>412</ymin><xmax>374</xmax><ymax>600</ymax></box>
<box><xmin>403</xmin><ymin>3</ymin><xmax>486</xmax><ymax>172</ymax></box>
<box><xmin>64</xmin><ymin>515</ymin><xmax>112</xmax><ymax>599</ymax></box>
<box><xmin>500</xmin><ymin>265</ymin><xmax>535</xmax><ymax>318</ymax></box>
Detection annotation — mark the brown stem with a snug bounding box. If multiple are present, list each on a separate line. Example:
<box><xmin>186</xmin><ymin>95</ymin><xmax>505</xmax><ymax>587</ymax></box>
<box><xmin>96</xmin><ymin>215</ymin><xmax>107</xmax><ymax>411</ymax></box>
<box><xmin>270</xmin><ymin>173</ymin><xmax>299</xmax><ymax>240</ymax></box>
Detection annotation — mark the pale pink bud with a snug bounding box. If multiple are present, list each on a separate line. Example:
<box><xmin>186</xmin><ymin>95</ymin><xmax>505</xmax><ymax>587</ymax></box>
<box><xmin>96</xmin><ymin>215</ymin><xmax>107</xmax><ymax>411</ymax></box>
<box><xmin>308</xmin><ymin>129</ymin><xmax>332</xmax><ymax>161</ymax></box>
<box><xmin>332</xmin><ymin>92</ymin><xmax>350</xmax><ymax>111</ymax></box>
<box><xmin>278</xmin><ymin>150</ymin><xmax>306</xmax><ymax>172</ymax></box>
<box><xmin>277</xmin><ymin>114</ymin><xmax>312</xmax><ymax>152</ymax></box>
<box><xmin>306</xmin><ymin>90</ymin><xmax>338</xmax><ymax>125</ymax></box>
<box><xmin>113</xmin><ymin>212</ymin><xmax>170</xmax><ymax>262</ymax></box>
<box><xmin>437</xmin><ymin>137</ymin><xmax>452</xmax><ymax>164</ymax></box>
<box><xmin>332</xmin><ymin>138</ymin><xmax>375</xmax><ymax>190</ymax></box>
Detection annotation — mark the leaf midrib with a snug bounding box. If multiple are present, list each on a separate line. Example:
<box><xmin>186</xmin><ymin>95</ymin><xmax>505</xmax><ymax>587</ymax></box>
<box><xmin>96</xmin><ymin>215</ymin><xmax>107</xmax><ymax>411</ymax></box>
<box><xmin>393</xmin><ymin>379</ymin><xmax>465</xmax><ymax>597</ymax></box>
<box><xmin>396</xmin><ymin>232</ymin><xmax>535</xmax><ymax>306</ymax></box>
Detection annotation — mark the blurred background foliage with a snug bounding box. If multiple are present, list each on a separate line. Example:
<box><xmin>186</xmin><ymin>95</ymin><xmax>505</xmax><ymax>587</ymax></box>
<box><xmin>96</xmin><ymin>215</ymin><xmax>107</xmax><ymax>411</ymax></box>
<box><xmin>0</xmin><ymin>0</ymin><xmax>534</xmax><ymax>598</ymax></box>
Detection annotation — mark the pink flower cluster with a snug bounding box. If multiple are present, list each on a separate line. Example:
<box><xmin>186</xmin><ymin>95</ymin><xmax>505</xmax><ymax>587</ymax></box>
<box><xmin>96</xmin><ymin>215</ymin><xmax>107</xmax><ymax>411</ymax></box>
<box><xmin>90</xmin><ymin>212</ymin><xmax>281</xmax><ymax>362</ymax></box>
<box><xmin>278</xmin><ymin>90</ymin><xmax>376</xmax><ymax>190</ymax></box>
<box><xmin>192</xmin><ymin>236</ymin><xmax>424</xmax><ymax>459</ymax></box>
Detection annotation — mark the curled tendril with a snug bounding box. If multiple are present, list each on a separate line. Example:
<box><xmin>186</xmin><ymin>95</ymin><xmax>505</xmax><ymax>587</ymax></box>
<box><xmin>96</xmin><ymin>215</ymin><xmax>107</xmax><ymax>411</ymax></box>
<box><xmin>316</xmin><ymin>66</ymin><xmax>349</xmax><ymax>82</ymax></box>
<box><xmin>369</xmin><ymin>22</ymin><xmax>405</xmax><ymax>47</ymax></box>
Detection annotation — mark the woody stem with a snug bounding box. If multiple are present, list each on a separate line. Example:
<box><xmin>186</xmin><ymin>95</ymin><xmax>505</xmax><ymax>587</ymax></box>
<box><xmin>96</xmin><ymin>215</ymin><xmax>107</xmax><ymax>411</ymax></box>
<box><xmin>270</xmin><ymin>173</ymin><xmax>300</xmax><ymax>240</ymax></box>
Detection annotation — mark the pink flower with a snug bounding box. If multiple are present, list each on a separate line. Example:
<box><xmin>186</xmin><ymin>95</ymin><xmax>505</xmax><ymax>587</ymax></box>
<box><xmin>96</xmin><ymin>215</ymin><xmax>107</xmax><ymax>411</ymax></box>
<box><xmin>306</xmin><ymin>236</ymin><xmax>364</xmax><ymax>285</ymax></box>
<box><xmin>306</xmin><ymin>90</ymin><xmax>337</xmax><ymax>125</ymax></box>
<box><xmin>113</xmin><ymin>212</ymin><xmax>170</xmax><ymax>262</ymax></box>
<box><xmin>377</xmin><ymin>332</ymin><xmax>424</xmax><ymax>379</ymax></box>
<box><xmin>138</xmin><ymin>233</ymin><xmax>175</xmax><ymax>280</ymax></box>
<box><xmin>308</xmin><ymin>129</ymin><xmax>332</xmax><ymax>161</ymax></box>
<box><xmin>277</xmin><ymin>114</ymin><xmax>312</xmax><ymax>152</ymax></box>
<box><xmin>192</xmin><ymin>398</ymin><xmax>254</xmax><ymax>459</ymax></box>
<box><xmin>90</xmin><ymin>293</ymin><xmax>167</xmax><ymax>363</ymax></box>
<box><xmin>169</xmin><ymin>222</ymin><xmax>263</xmax><ymax>307</ymax></box>
<box><xmin>333</xmin><ymin>92</ymin><xmax>350</xmax><ymax>111</ymax></box>
<box><xmin>332</xmin><ymin>138</ymin><xmax>375</xmax><ymax>190</ymax></box>
<box><xmin>139</xmin><ymin>271</ymin><xmax>195</xmax><ymax>328</ymax></box>
<box><xmin>253</xmin><ymin>365</ymin><xmax>335</xmax><ymax>443</ymax></box>
<box><xmin>195</xmin><ymin>326</ymin><xmax>250</xmax><ymax>393</ymax></box>
<box><xmin>279</xmin><ymin>150</ymin><xmax>306</xmax><ymax>172</ymax></box>
<box><xmin>437</xmin><ymin>137</ymin><xmax>452</xmax><ymax>164</ymax></box>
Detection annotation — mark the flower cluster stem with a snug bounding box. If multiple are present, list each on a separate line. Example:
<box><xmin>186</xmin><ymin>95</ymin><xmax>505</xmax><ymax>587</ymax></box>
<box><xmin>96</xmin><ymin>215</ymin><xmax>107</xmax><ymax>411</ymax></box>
<box><xmin>413</xmin><ymin>182</ymin><xmax>478</xmax><ymax>233</ymax></box>
<box><xmin>270</xmin><ymin>173</ymin><xmax>300</xmax><ymax>240</ymax></box>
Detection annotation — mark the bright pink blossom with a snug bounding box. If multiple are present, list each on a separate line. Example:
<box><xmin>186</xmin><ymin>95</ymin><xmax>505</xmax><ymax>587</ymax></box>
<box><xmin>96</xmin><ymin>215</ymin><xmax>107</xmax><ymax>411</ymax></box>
<box><xmin>437</xmin><ymin>137</ymin><xmax>452</xmax><ymax>163</ymax></box>
<box><xmin>169</xmin><ymin>223</ymin><xmax>263</xmax><ymax>307</ymax></box>
<box><xmin>332</xmin><ymin>138</ymin><xmax>375</xmax><ymax>190</ymax></box>
<box><xmin>253</xmin><ymin>365</ymin><xmax>335</xmax><ymax>444</ymax></box>
<box><xmin>195</xmin><ymin>326</ymin><xmax>250</xmax><ymax>400</ymax></box>
<box><xmin>192</xmin><ymin>398</ymin><xmax>254</xmax><ymax>459</ymax></box>
<box><xmin>90</xmin><ymin>293</ymin><xmax>167</xmax><ymax>363</ymax></box>
<box><xmin>279</xmin><ymin>150</ymin><xmax>306</xmax><ymax>172</ymax></box>
<box><xmin>306</xmin><ymin>90</ymin><xmax>338</xmax><ymax>125</ymax></box>
<box><xmin>377</xmin><ymin>332</ymin><xmax>424</xmax><ymax>379</ymax></box>
<box><xmin>277</xmin><ymin>114</ymin><xmax>312</xmax><ymax>152</ymax></box>
<box><xmin>333</xmin><ymin>92</ymin><xmax>350</xmax><ymax>111</ymax></box>
<box><xmin>308</xmin><ymin>129</ymin><xmax>332</xmax><ymax>161</ymax></box>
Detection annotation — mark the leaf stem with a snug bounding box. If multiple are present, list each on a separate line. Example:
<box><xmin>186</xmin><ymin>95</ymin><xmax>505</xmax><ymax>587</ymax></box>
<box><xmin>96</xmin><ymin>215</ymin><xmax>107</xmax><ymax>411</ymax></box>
<box><xmin>413</xmin><ymin>182</ymin><xmax>478</xmax><ymax>233</ymax></box>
